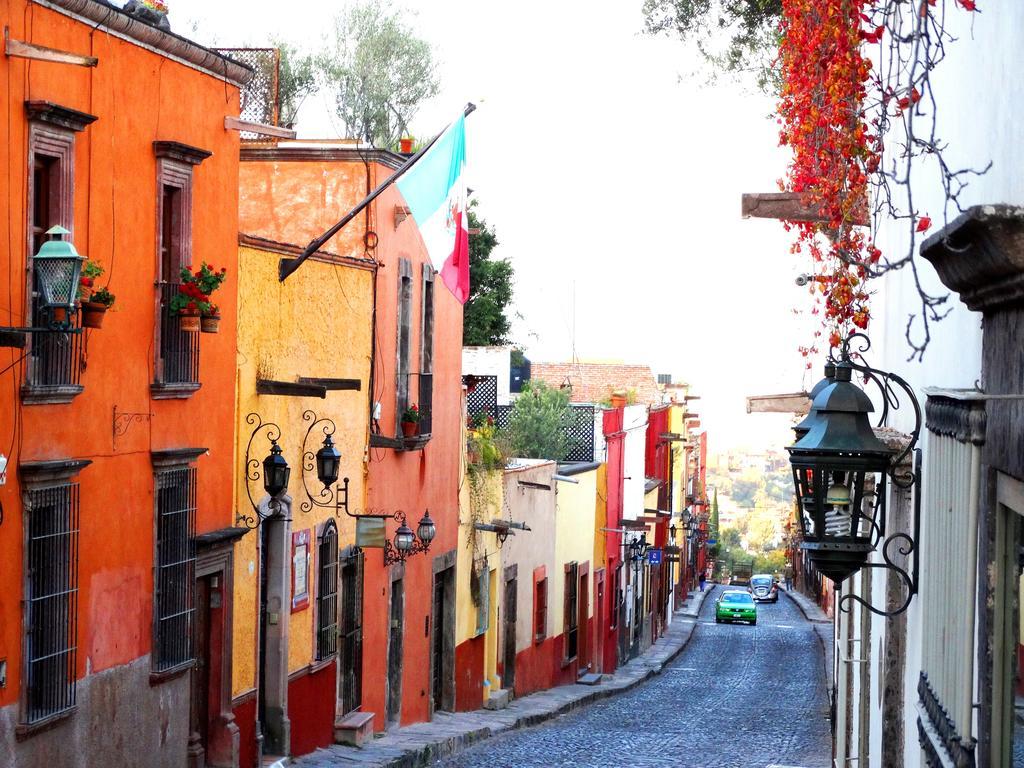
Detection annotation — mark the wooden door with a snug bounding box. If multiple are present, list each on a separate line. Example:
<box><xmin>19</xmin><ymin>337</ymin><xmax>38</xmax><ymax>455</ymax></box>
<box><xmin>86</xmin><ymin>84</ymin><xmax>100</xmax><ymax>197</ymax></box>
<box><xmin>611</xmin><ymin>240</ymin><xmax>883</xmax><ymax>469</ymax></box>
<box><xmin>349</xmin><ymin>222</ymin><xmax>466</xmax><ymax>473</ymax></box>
<box><xmin>577</xmin><ymin>571</ymin><xmax>589</xmax><ymax>672</ymax></box>
<box><xmin>188</xmin><ymin>576</ymin><xmax>212</xmax><ymax>768</ymax></box>
<box><xmin>502</xmin><ymin>577</ymin><xmax>517</xmax><ymax>692</ymax></box>
<box><xmin>594</xmin><ymin>571</ymin><xmax>605</xmax><ymax>674</ymax></box>
<box><xmin>431</xmin><ymin>577</ymin><xmax>444</xmax><ymax>711</ymax></box>
<box><xmin>386</xmin><ymin>579</ymin><xmax>403</xmax><ymax>726</ymax></box>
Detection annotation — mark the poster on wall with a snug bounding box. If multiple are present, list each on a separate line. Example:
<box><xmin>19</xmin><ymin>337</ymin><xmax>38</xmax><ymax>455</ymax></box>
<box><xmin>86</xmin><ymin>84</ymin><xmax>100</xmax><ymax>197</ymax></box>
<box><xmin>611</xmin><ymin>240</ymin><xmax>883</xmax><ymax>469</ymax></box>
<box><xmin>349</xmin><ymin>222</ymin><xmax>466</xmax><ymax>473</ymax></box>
<box><xmin>292</xmin><ymin>529</ymin><xmax>310</xmax><ymax>612</ymax></box>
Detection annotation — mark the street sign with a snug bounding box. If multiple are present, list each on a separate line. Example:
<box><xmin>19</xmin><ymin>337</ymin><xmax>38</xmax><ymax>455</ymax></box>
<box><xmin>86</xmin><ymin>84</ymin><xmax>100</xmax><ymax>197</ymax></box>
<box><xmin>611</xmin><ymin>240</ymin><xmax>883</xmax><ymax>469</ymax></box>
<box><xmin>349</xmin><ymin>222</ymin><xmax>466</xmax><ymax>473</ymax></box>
<box><xmin>647</xmin><ymin>548</ymin><xmax>662</xmax><ymax>565</ymax></box>
<box><xmin>707</xmin><ymin>539</ymin><xmax>717</xmax><ymax>546</ymax></box>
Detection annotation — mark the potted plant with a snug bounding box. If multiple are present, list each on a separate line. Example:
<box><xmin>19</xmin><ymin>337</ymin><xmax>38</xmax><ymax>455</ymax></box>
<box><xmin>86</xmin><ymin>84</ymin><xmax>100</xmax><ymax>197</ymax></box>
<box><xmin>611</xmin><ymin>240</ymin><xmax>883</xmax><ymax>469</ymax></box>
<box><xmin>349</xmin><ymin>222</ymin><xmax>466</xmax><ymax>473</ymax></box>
<box><xmin>201</xmin><ymin>303</ymin><xmax>220</xmax><ymax>334</ymax></box>
<box><xmin>169</xmin><ymin>276</ymin><xmax>208</xmax><ymax>333</ymax></box>
<box><xmin>401</xmin><ymin>403</ymin><xmax>421</xmax><ymax>437</ymax></box>
<box><xmin>82</xmin><ymin>286</ymin><xmax>116</xmax><ymax>329</ymax></box>
<box><xmin>610</xmin><ymin>390</ymin><xmax>627</xmax><ymax>409</ymax></box>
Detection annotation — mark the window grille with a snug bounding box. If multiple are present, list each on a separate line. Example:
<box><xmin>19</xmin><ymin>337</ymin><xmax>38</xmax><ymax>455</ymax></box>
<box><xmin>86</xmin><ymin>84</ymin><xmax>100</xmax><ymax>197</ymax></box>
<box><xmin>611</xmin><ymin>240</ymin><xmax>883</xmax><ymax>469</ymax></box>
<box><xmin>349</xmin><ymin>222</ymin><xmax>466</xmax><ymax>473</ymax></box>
<box><xmin>154</xmin><ymin>467</ymin><xmax>197</xmax><ymax>672</ymax></box>
<box><xmin>396</xmin><ymin>259</ymin><xmax>413</xmax><ymax>431</ymax></box>
<box><xmin>156</xmin><ymin>284</ymin><xmax>199</xmax><ymax>386</ymax></box>
<box><xmin>316</xmin><ymin>522</ymin><xmax>340</xmax><ymax>660</ymax></box>
<box><xmin>609</xmin><ymin>565</ymin><xmax>620</xmax><ymax>630</ymax></box>
<box><xmin>564</xmin><ymin>562</ymin><xmax>579</xmax><ymax>660</ymax></box>
<box><xmin>338</xmin><ymin>550</ymin><xmax>364</xmax><ymax>715</ymax></box>
<box><xmin>474</xmin><ymin>565</ymin><xmax>490</xmax><ymax>637</ymax></box>
<box><xmin>24</xmin><ymin>484</ymin><xmax>79</xmax><ymax>723</ymax></box>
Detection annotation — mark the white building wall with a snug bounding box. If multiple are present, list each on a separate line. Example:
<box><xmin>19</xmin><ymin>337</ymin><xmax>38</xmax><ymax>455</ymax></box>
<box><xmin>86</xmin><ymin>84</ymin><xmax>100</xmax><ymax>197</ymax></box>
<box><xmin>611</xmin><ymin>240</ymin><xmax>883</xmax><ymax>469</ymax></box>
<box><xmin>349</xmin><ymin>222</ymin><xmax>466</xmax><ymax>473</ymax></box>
<box><xmin>462</xmin><ymin>346</ymin><xmax>513</xmax><ymax>405</ymax></box>
<box><xmin>855</xmin><ymin>8</ymin><xmax>1024</xmax><ymax>767</ymax></box>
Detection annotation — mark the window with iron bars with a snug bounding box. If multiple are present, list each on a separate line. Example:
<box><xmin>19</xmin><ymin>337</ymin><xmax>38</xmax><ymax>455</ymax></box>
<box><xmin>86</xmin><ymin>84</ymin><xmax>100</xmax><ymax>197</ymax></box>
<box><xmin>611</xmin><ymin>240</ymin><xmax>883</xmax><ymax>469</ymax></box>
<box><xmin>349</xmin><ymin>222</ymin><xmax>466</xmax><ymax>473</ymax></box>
<box><xmin>564</xmin><ymin>562</ymin><xmax>579</xmax><ymax>661</ymax></box>
<box><xmin>153</xmin><ymin>467</ymin><xmax>197</xmax><ymax>672</ymax></box>
<box><xmin>316</xmin><ymin>521</ymin><xmax>340</xmax><ymax>661</ymax></box>
<box><xmin>23</xmin><ymin>484</ymin><xmax>80</xmax><ymax>724</ymax></box>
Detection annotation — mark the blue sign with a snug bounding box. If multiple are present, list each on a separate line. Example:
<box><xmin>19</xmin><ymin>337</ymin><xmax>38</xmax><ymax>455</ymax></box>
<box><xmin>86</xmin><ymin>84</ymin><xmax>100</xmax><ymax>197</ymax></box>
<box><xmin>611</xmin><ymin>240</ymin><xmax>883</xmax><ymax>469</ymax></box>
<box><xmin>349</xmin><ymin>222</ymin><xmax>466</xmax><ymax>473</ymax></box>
<box><xmin>647</xmin><ymin>548</ymin><xmax>663</xmax><ymax>565</ymax></box>
<box><xmin>707</xmin><ymin>539</ymin><xmax>717</xmax><ymax>546</ymax></box>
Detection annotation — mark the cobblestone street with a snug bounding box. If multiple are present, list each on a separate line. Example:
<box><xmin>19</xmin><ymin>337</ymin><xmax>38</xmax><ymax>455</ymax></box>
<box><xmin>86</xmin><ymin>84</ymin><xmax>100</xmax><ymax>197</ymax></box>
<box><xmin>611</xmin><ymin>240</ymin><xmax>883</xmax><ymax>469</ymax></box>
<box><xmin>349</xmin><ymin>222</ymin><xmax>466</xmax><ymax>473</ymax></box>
<box><xmin>433</xmin><ymin>591</ymin><xmax>831</xmax><ymax>768</ymax></box>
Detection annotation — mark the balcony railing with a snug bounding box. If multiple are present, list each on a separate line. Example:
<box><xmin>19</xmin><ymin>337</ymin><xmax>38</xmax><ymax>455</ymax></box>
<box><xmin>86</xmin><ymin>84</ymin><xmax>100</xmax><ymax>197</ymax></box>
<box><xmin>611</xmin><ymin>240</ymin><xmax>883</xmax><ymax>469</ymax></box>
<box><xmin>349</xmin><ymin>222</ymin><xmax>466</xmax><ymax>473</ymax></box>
<box><xmin>24</xmin><ymin>303</ymin><xmax>83</xmax><ymax>402</ymax></box>
<box><xmin>156</xmin><ymin>283</ymin><xmax>199</xmax><ymax>388</ymax></box>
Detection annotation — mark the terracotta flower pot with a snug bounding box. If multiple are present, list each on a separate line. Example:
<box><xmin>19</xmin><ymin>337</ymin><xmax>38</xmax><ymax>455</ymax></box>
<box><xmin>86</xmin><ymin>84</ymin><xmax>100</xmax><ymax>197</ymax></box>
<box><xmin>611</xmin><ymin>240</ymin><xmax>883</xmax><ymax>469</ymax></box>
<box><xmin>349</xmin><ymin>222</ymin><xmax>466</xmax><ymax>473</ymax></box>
<box><xmin>81</xmin><ymin>301</ymin><xmax>108</xmax><ymax>329</ymax></box>
<box><xmin>399</xmin><ymin>138</ymin><xmax>414</xmax><ymax>153</ymax></box>
<box><xmin>179</xmin><ymin>310</ymin><xmax>201</xmax><ymax>333</ymax></box>
<box><xmin>401</xmin><ymin>420</ymin><xmax>419</xmax><ymax>437</ymax></box>
<box><xmin>200</xmin><ymin>314</ymin><xmax>221</xmax><ymax>334</ymax></box>
<box><xmin>610</xmin><ymin>395</ymin><xmax>627</xmax><ymax>409</ymax></box>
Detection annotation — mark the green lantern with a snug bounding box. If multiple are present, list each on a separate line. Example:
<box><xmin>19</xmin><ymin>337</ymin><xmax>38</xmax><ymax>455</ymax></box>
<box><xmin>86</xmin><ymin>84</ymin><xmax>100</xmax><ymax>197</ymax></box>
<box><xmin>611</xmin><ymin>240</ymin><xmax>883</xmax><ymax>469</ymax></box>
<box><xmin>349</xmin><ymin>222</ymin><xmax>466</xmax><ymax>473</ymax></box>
<box><xmin>33</xmin><ymin>226</ymin><xmax>85</xmax><ymax>326</ymax></box>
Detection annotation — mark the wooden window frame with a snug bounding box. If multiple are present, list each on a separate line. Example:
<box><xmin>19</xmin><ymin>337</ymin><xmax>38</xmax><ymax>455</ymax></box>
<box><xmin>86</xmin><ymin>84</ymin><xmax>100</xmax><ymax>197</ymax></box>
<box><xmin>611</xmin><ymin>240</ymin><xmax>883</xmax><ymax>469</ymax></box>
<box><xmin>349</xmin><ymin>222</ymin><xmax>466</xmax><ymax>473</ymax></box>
<box><xmin>22</xmin><ymin>104</ymin><xmax>93</xmax><ymax>405</ymax></box>
<box><xmin>533</xmin><ymin>566</ymin><xmax>547</xmax><ymax>644</ymax></box>
<box><xmin>418</xmin><ymin>264</ymin><xmax>435</xmax><ymax>436</ymax></box>
<box><xmin>395</xmin><ymin>257</ymin><xmax>413</xmax><ymax>434</ymax></box>
<box><xmin>473</xmin><ymin>563</ymin><xmax>490</xmax><ymax>638</ymax></box>
<box><xmin>563</xmin><ymin>562</ymin><xmax>579</xmax><ymax>662</ymax></box>
<box><xmin>152</xmin><ymin>141</ymin><xmax>209</xmax><ymax>399</ymax></box>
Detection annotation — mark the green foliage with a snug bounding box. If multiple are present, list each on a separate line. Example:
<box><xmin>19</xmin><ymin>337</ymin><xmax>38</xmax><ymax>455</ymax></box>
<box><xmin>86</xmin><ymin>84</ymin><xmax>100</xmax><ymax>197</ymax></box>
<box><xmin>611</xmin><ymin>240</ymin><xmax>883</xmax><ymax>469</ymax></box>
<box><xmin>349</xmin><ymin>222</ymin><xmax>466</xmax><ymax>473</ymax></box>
<box><xmin>709</xmin><ymin>487</ymin><xmax>720</xmax><ymax>536</ymax></box>
<box><xmin>642</xmin><ymin>0</ymin><xmax>782</xmax><ymax>92</ymax></box>
<box><xmin>276</xmin><ymin>41</ymin><xmax>324</xmax><ymax>128</ymax></box>
<box><xmin>323</xmin><ymin>1</ymin><xmax>439</xmax><ymax>146</ymax></box>
<box><xmin>463</xmin><ymin>203</ymin><xmax>515</xmax><ymax>346</ymax></box>
<box><xmin>468</xmin><ymin>419</ymin><xmax>505</xmax><ymax>471</ymax></box>
<box><xmin>505</xmin><ymin>380</ymin><xmax>572</xmax><ymax>460</ymax></box>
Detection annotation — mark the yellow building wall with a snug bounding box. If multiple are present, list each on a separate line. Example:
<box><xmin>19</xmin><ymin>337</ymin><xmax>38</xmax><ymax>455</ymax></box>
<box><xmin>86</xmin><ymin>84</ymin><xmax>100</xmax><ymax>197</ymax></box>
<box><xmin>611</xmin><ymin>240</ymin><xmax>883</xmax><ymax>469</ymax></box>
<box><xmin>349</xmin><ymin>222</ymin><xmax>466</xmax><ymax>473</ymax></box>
<box><xmin>553</xmin><ymin>469</ymin><xmax>599</xmax><ymax>636</ymax></box>
<box><xmin>593</xmin><ymin>464</ymin><xmax>607</xmax><ymax>571</ymax></box>
<box><xmin>231</xmin><ymin>245</ymin><xmax>374</xmax><ymax>697</ymax></box>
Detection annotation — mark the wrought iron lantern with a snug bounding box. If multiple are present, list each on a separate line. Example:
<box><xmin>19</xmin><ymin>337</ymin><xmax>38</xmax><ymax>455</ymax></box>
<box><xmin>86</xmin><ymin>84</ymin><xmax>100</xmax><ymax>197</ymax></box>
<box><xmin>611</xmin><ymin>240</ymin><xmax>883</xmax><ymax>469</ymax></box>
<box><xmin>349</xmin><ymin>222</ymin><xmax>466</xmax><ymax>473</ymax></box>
<box><xmin>669</xmin><ymin>523</ymin><xmax>677</xmax><ymax>539</ymax></box>
<box><xmin>787</xmin><ymin>333</ymin><xmax>922</xmax><ymax>616</ymax></box>
<box><xmin>315</xmin><ymin>433</ymin><xmax>341</xmax><ymax>489</ymax></box>
<box><xmin>417</xmin><ymin>511</ymin><xmax>437</xmax><ymax>545</ymax></box>
<box><xmin>628</xmin><ymin>533</ymin><xmax>650</xmax><ymax>564</ymax></box>
<box><xmin>299</xmin><ymin>410</ymin><xmax>437</xmax><ymax>565</ymax></box>
<box><xmin>33</xmin><ymin>226</ymin><xmax>85</xmax><ymax>326</ymax></box>
<box><xmin>239</xmin><ymin>413</ymin><xmax>291</xmax><ymax>529</ymax></box>
<box><xmin>263</xmin><ymin>440</ymin><xmax>291</xmax><ymax>498</ymax></box>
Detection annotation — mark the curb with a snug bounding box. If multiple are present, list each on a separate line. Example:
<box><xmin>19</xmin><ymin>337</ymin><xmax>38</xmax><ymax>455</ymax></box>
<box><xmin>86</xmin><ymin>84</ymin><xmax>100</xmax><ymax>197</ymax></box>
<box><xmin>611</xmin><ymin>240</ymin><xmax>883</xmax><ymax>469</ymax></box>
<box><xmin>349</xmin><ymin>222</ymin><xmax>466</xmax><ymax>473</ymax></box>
<box><xmin>365</xmin><ymin>588</ymin><xmax>715</xmax><ymax>768</ymax></box>
<box><xmin>780</xmin><ymin>587</ymin><xmax>831</xmax><ymax>624</ymax></box>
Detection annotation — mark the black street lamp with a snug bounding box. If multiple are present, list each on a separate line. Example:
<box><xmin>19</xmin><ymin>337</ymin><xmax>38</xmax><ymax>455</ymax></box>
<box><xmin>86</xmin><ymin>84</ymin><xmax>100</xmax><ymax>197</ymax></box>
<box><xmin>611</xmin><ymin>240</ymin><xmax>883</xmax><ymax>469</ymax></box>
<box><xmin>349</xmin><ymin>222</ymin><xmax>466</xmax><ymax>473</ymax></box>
<box><xmin>792</xmin><ymin>362</ymin><xmax>835</xmax><ymax>441</ymax></box>
<box><xmin>239</xmin><ymin>413</ymin><xmax>291</xmax><ymax>529</ymax></box>
<box><xmin>300</xmin><ymin>409</ymin><xmax>437</xmax><ymax>565</ymax></box>
<box><xmin>787</xmin><ymin>332</ymin><xmax>922</xmax><ymax>616</ymax></box>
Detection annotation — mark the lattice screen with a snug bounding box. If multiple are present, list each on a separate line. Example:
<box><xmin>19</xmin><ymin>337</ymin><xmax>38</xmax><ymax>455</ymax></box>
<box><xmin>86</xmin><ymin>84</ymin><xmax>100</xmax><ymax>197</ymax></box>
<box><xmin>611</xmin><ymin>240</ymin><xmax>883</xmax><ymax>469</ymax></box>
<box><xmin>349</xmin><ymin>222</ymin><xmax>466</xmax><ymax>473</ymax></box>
<box><xmin>466</xmin><ymin>376</ymin><xmax>499</xmax><ymax>418</ymax></box>
<box><xmin>214</xmin><ymin>48</ymin><xmax>279</xmax><ymax>137</ymax></box>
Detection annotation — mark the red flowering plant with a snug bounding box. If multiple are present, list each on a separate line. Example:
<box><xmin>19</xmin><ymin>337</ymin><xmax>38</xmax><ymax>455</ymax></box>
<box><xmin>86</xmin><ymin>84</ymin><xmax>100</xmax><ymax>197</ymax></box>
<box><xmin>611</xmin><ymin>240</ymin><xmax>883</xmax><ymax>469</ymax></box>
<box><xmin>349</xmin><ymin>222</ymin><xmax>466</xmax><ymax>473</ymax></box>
<box><xmin>401</xmin><ymin>404</ymin><xmax>421</xmax><ymax>424</ymax></box>
<box><xmin>139</xmin><ymin>0</ymin><xmax>168</xmax><ymax>13</ymax></box>
<box><xmin>169</xmin><ymin>267</ymin><xmax>210</xmax><ymax>316</ymax></box>
<box><xmin>778</xmin><ymin>0</ymin><xmax>984</xmax><ymax>359</ymax></box>
<box><xmin>77</xmin><ymin>260</ymin><xmax>116</xmax><ymax>308</ymax></box>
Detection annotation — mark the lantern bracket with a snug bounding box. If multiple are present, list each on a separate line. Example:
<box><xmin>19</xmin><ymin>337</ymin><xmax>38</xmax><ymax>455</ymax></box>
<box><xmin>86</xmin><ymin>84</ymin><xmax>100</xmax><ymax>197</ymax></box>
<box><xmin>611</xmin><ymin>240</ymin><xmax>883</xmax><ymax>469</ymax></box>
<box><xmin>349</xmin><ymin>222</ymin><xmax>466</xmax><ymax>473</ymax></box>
<box><xmin>382</xmin><ymin>510</ymin><xmax>432</xmax><ymax>566</ymax></box>
<box><xmin>299</xmin><ymin>410</ymin><xmax>351</xmax><ymax>516</ymax></box>
<box><xmin>238</xmin><ymin>412</ymin><xmax>285</xmax><ymax>530</ymax></box>
<box><xmin>837</xmin><ymin>448</ymin><xmax>923</xmax><ymax>618</ymax></box>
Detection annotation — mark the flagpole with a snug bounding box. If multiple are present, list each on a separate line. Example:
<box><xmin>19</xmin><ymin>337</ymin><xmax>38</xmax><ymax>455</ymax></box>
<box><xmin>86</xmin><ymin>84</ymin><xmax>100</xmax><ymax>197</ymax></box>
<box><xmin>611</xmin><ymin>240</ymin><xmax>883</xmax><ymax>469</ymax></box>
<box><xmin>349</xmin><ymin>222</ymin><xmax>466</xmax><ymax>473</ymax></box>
<box><xmin>278</xmin><ymin>102</ymin><xmax>476</xmax><ymax>283</ymax></box>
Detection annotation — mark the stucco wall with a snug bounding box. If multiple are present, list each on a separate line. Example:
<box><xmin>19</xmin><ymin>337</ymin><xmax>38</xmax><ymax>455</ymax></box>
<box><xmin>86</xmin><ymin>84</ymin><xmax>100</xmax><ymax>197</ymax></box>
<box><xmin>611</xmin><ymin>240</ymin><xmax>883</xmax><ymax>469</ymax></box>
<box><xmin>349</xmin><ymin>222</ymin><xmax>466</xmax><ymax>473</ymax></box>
<box><xmin>231</xmin><ymin>244</ymin><xmax>373</xmax><ymax>697</ymax></box>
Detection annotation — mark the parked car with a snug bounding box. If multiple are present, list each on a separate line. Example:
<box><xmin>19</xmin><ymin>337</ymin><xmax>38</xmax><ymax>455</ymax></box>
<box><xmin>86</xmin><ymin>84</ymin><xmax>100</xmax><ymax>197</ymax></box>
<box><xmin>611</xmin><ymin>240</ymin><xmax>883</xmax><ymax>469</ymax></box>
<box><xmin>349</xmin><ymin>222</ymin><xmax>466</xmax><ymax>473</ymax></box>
<box><xmin>749</xmin><ymin>574</ymin><xmax>779</xmax><ymax>603</ymax></box>
<box><xmin>715</xmin><ymin>590</ymin><xmax>757</xmax><ymax>625</ymax></box>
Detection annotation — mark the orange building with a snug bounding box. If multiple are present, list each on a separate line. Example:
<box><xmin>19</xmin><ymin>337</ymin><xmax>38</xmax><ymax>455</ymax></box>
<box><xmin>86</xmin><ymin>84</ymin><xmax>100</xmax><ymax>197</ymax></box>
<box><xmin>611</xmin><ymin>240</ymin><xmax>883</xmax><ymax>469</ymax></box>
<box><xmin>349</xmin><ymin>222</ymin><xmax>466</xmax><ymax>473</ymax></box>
<box><xmin>238</xmin><ymin>139</ymin><xmax>463</xmax><ymax>741</ymax></box>
<box><xmin>0</xmin><ymin>3</ymin><xmax>249</xmax><ymax>767</ymax></box>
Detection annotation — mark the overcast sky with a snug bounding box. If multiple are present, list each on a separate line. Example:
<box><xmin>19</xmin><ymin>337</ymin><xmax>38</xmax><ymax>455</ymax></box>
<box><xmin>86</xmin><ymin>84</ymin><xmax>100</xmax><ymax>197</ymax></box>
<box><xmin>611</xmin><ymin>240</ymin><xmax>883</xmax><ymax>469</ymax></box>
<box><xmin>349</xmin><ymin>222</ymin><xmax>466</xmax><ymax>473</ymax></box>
<box><xmin>165</xmin><ymin>0</ymin><xmax>811</xmax><ymax>452</ymax></box>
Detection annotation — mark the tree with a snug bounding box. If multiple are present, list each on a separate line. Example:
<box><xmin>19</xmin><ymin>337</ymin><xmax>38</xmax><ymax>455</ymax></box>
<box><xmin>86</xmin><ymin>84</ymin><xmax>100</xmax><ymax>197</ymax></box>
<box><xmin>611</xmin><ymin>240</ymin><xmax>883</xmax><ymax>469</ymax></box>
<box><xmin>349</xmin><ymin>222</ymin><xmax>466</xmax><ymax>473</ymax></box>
<box><xmin>504</xmin><ymin>381</ymin><xmax>572</xmax><ymax>460</ymax></box>
<box><xmin>642</xmin><ymin>0</ymin><xmax>782</xmax><ymax>91</ymax></box>
<box><xmin>463</xmin><ymin>203</ymin><xmax>514</xmax><ymax>346</ymax></box>
<box><xmin>709</xmin><ymin>487</ymin><xmax>720</xmax><ymax>536</ymax></box>
<box><xmin>275</xmin><ymin>42</ymin><xmax>324</xmax><ymax>128</ymax></box>
<box><xmin>323</xmin><ymin>1</ymin><xmax>439</xmax><ymax>147</ymax></box>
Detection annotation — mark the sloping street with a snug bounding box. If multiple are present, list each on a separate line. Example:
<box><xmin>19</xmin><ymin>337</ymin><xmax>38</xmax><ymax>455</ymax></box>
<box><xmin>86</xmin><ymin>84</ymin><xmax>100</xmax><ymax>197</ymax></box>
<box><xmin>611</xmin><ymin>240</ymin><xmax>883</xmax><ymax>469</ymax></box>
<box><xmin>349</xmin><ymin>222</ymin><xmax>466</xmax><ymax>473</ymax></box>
<box><xmin>434</xmin><ymin>589</ymin><xmax>830</xmax><ymax>768</ymax></box>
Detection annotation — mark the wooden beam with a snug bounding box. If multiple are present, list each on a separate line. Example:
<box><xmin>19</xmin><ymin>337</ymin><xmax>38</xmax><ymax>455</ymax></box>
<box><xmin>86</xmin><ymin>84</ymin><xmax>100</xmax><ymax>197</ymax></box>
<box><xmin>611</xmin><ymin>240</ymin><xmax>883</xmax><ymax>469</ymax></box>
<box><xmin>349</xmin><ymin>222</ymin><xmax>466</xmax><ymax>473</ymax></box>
<box><xmin>620</xmin><ymin>519</ymin><xmax>649</xmax><ymax>531</ymax></box>
<box><xmin>297</xmin><ymin>377</ymin><xmax>362</xmax><ymax>391</ymax></box>
<box><xmin>745</xmin><ymin>392</ymin><xmax>811</xmax><ymax>415</ymax></box>
<box><xmin>0</xmin><ymin>330</ymin><xmax>26</xmax><ymax>348</ymax></box>
<box><xmin>5</xmin><ymin>28</ymin><xmax>97</xmax><ymax>67</ymax></box>
<box><xmin>224</xmin><ymin>116</ymin><xmax>296</xmax><ymax>140</ymax></box>
<box><xmin>256</xmin><ymin>379</ymin><xmax>326</xmax><ymax>398</ymax></box>
<box><xmin>741</xmin><ymin>191</ymin><xmax>869</xmax><ymax>227</ymax></box>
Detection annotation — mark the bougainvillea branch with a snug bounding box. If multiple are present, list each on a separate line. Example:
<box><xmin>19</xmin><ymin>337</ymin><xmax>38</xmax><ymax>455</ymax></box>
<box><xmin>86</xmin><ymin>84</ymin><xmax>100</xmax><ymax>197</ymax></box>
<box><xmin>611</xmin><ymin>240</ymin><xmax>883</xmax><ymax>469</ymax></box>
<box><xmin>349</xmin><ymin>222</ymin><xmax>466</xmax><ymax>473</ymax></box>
<box><xmin>778</xmin><ymin>0</ymin><xmax>986</xmax><ymax>362</ymax></box>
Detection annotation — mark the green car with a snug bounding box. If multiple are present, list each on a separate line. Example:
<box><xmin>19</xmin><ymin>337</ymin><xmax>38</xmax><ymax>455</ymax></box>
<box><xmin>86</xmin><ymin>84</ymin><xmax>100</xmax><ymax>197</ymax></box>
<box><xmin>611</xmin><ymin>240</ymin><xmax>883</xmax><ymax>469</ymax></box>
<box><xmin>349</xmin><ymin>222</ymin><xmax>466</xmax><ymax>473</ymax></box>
<box><xmin>715</xmin><ymin>590</ymin><xmax>757</xmax><ymax>625</ymax></box>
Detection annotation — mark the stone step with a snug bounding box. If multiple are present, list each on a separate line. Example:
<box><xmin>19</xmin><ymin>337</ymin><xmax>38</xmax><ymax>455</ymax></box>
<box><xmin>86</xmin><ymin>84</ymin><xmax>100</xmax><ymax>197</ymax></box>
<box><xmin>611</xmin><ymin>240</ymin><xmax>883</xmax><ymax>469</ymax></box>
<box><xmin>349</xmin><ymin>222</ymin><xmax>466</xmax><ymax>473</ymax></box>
<box><xmin>335</xmin><ymin>710</ymin><xmax>376</xmax><ymax>747</ymax></box>
<box><xmin>262</xmin><ymin>755</ymin><xmax>288</xmax><ymax>768</ymax></box>
<box><xmin>484</xmin><ymin>688</ymin><xmax>511</xmax><ymax>710</ymax></box>
<box><xmin>577</xmin><ymin>672</ymin><xmax>603</xmax><ymax>686</ymax></box>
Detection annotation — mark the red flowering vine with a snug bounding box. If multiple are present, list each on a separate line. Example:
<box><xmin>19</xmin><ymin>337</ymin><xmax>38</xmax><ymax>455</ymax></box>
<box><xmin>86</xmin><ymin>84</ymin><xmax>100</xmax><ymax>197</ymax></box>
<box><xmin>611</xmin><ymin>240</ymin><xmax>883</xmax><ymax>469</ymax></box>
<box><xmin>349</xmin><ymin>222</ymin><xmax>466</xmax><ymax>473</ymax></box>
<box><xmin>777</xmin><ymin>0</ymin><xmax>980</xmax><ymax>359</ymax></box>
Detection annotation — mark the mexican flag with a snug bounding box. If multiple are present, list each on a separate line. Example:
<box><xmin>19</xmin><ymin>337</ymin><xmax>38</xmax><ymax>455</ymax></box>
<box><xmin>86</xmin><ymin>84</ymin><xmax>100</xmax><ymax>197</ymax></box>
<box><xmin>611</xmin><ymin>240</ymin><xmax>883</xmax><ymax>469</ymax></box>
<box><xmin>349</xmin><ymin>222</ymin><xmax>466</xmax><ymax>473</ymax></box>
<box><xmin>396</xmin><ymin>113</ymin><xmax>470</xmax><ymax>304</ymax></box>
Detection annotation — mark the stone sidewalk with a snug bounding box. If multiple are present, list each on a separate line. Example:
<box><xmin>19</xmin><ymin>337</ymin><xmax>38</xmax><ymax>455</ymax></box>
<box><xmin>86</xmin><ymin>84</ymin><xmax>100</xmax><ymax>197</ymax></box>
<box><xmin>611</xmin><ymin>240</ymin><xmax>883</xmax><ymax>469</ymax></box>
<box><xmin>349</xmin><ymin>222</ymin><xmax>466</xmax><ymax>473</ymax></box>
<box><xmin>294</xmin><ymin>587</ymin><xmax>715</xmax><ymax>768</ymax></box>
<box><xmin>781</xmin><ymin>586</ymin><xmax>834</xmax><ymax>684</ymax></box>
